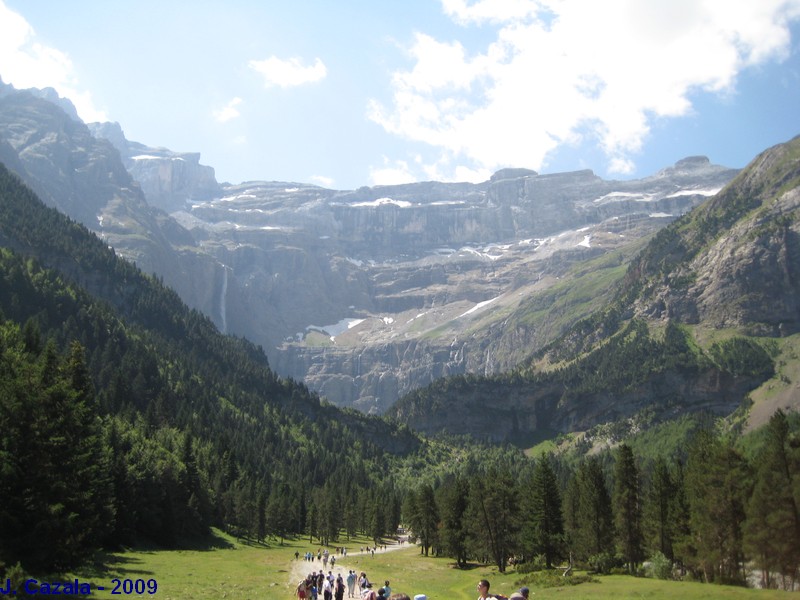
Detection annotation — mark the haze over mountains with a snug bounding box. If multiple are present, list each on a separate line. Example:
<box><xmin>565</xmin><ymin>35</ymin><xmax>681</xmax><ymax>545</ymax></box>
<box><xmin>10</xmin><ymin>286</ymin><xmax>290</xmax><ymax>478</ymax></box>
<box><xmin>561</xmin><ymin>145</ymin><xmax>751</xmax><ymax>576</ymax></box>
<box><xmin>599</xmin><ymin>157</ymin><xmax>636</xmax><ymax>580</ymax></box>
<box><xmin>0</xmin><ymin>80</ymin><xmax>786</xmax><ymax>423</ymax></box>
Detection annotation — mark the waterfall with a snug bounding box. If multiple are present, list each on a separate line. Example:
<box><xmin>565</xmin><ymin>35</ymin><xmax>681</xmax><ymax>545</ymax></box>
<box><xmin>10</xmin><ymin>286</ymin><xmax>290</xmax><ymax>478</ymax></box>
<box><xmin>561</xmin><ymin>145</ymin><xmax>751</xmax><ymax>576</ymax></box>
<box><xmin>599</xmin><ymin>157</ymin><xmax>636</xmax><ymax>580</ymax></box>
<box><xmin>219</xmin><ymin>265</ymin><xmax>228</xmax><ymax>333</ymax></box>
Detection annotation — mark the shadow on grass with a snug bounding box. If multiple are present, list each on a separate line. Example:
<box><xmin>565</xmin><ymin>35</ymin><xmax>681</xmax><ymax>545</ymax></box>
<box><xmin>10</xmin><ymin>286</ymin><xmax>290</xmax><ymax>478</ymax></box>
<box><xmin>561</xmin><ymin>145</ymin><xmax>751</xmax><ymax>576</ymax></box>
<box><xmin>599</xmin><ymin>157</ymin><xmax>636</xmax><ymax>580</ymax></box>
<box><xmin>80</xmin><ymin>552</ymin><xmax>156</xmax><ymax>579</ymax></box>
<box><xmin>451</xmin><ymin>562</ymin><xmax>488</xmax><ymax>571</ymax></box>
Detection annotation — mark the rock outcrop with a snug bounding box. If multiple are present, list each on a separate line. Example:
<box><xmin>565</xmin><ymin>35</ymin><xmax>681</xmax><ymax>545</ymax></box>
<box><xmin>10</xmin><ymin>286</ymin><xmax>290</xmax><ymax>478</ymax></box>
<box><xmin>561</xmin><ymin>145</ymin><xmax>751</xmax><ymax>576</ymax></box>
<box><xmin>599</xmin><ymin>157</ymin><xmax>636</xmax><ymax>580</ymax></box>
<box><xmin>88</xmin><ymin>121</ymin><xmax>221</xmax><ymax>213</ymax></box>
<box><xmin>0</xmin><ymin>83</ymin><xmax>744</xmax><ymax>415</ymax></box>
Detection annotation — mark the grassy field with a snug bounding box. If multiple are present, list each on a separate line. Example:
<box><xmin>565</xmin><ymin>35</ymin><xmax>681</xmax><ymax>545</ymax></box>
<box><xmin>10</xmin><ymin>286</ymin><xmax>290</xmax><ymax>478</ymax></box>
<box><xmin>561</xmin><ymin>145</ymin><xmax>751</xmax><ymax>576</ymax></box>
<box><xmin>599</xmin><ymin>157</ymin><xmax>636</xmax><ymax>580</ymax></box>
<box><xmin>64</xmin><ymin>530</ymin><xmax>795</xmax><ymax>600</ymax></box>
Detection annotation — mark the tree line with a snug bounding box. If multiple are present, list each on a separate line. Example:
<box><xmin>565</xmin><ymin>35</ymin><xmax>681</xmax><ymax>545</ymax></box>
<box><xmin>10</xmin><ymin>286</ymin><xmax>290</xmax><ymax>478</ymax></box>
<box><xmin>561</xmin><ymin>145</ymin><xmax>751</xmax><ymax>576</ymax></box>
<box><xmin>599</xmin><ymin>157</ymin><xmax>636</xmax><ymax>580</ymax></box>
<box><xmin>0</xmin><ymin>164</ymin><xmax>410</xmax><ymax>576</ymax></box>
<box><xmin>0</xmin><ymin>160</ymin><xmax>797</xmax><ymax>593</ymax></box>
<box><xmin>402</xmin><ymin>414</ymin><xmax>800</xmax><ymax>589</ymax></box>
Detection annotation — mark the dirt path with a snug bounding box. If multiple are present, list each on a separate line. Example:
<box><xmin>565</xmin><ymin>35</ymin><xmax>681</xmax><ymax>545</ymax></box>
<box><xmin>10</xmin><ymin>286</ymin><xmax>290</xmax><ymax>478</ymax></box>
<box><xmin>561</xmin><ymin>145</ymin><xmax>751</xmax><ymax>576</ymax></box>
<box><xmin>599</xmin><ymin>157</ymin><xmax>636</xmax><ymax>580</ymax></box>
<box><xmin>287</xmin><ymin>542</ymin><xmax>409</xmax><ymax>592</ymax></box>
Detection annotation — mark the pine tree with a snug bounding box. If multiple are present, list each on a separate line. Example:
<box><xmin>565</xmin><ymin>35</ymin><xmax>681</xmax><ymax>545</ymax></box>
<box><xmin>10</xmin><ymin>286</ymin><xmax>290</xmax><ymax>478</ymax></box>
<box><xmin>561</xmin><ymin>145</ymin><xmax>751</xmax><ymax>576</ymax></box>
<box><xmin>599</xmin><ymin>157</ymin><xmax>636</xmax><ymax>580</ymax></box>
<box><xmin>439</xmin><ymin>476</ymin><xmax>470</xmax><ymax>567</ymax></box>
<box><xmin>683</xmin><ymin>430</ymin><xmax>750</xmax><ymax>584</ymax></box>
<box><xmin>643</xmin><ymin>457</ymin><xmax>675</xmax><ymax>560</ymax></box>
<box><xmin>522</xmin><ymin>458</ymin><xmax>564</xmax><ymax>568</ymax></box>
<box><xmin>468</xmin><ymin>468</ymin><xmax>519</xmax><ymax>572</ymax></box>
<box><xmin>743</xmin><ymin>410</ymin><xmax>800</xmax><ymax>588</ymax></box>
<box><xmin>613</xmin><ymin>444</ymin><xmax>643</xmax><ymax>574</ymax></box>
<box><xmin>0</xmin><ymin>335</ymin><xmax>113</xmax><ymax>572</ymax></box>
<box><xmin>407</xmin><ymin>484</ymin><xmax>439</xmax><ymax>556</ymax></box>
<box><xmin>566</xmin><ymin>458</ymin><xmax>614</xmax><ymax>564</ymax></box>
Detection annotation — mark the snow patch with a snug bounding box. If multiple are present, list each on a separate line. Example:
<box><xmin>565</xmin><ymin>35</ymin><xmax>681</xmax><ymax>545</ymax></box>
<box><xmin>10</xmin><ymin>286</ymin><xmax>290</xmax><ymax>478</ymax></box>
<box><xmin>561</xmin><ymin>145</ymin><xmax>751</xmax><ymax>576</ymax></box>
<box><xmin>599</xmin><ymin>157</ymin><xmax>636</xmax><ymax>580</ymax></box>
<box><xmin>649</xmin><ymin>212</ymin><xmax>673</xmax><ymax>218</ymax></box>
<box><xmin>664</xmin><ymin>188</ymin><xmax>721</xmax><ymax>198</ymax></box>
<box><xmin>593</xmin><ymin>191</ymin><xmax>651</xmax><ymax>203</ymax></box>
<box><xmin>131</xmin><ymin>155</ymin><xmax>185</xmax><ymax>162</ymax></box>
<box><xmin>351</xmin><ymin>197</ymin><xmax>413</xmax><ymax>208</ymax></box>
<box><xmin>578</xmin><ymin>235</ymin><xmax>592</xmax><ymax>248</ymax></box>
<box><xmin>218</xmin><ymin>194</ymin><xmax>257</xmax><ymax>203</ymax></box>
<box><xmin>459</xmin><ymin>296</ymin><xmax>499</xmax><ymax>318</ymax></box>
<box><xmin>307</xmin><ymin>318</ymin><xmax>365</xmax><ymax>341</ymax></box>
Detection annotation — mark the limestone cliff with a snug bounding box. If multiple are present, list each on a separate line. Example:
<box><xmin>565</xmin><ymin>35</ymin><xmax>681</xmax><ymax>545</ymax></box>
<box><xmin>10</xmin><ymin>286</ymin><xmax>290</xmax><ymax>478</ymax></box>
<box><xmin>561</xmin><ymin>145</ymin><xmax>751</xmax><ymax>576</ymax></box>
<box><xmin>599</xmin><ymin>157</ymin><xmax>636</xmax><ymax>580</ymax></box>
<box><xmin>388</xmin><ymin>136</ymin><xmax>800</xmax><ymax>441</ymax></box>
<box><xmin>1</xmin><ymin>83</ymin><xmax>749</xmax><ymax>416</ymax></box>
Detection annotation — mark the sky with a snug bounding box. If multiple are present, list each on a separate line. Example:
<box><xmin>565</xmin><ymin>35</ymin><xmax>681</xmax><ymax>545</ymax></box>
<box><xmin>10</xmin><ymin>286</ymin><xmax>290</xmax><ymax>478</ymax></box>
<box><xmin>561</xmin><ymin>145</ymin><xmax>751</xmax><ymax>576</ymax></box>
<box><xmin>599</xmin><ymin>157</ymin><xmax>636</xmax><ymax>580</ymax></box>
<box><xmin>2</xmin><ymin>0</ymin><xmax>800</xmax><ymax>190</ymax></box>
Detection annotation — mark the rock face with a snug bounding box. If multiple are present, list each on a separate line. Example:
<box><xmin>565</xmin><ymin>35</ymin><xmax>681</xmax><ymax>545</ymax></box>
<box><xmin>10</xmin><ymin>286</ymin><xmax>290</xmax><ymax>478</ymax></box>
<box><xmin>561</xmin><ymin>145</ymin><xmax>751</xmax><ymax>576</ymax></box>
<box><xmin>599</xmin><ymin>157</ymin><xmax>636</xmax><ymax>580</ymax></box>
<box><xmin>389</xmin><ymin>366</ymin><xmax>761</xmax><ymax>444</ymax></box>
<box><xmin>88</xmin><ymin>122</ymin><xmax>221</xmax><ymax>212</ymax></box>
<box><xmin>629</xmin><ymin>136</ymin><xmax>800</xmax><ymax>335</ymax></box>
<box><xmin>166</xmin><ymin>152</ymin><xmax>737</xmax><ymax>413</ymax></box>
<box><xmin>388</xmin><ymin>136</ymin><xmax>800</xmax><ymax>442</ymax></box>
<box><xmin>0</xmin><ymin>83</ymin><xmax>743</xmax><ymax>414</ymax></box>
<box><xmin>0</xmin><ymin>82</ymin><xmax>229</xmax><ymax>328</ymax></box>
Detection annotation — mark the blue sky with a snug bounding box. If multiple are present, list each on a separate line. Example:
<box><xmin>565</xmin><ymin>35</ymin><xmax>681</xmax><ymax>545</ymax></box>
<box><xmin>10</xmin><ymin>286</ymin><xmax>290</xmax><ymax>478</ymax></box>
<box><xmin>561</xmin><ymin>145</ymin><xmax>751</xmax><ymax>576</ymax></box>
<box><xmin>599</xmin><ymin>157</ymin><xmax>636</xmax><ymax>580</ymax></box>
<box><xmin>2</xmin><ymin>0</ymin><xmax>800</xmax><ymax>190</ymax></box>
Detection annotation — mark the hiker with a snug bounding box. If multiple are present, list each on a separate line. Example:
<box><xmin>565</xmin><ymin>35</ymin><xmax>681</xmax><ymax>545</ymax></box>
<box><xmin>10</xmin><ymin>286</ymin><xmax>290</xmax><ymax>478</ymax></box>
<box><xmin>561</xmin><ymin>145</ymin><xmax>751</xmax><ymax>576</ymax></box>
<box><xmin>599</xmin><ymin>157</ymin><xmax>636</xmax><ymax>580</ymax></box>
<box><xmin>477</xmin><ymin>580</ymin><xmax>491</xmax><ymax>600</ymax></box>
<box><xmin>335</xmin><ymin>575</ymin><xmax>346</xmax><ymax>600</ymax></box>
<box><xmin>346</xmin><ymin>571</ymin><xmax>356</xmax><ymax>598</ymax></box>
<box><xmin>358</xmin><ymin>572</ymin><xmax>371</xmax><ymax>596</ymax></box>
<box><xmin>362</xmin><ymin>584</ymin><xmax>377</xmax><ymax>600</ymax></box>
<box><xmin>322</xmin><ymin>576</ymin><xmax>332</xmax><ymax>600</ymax></box>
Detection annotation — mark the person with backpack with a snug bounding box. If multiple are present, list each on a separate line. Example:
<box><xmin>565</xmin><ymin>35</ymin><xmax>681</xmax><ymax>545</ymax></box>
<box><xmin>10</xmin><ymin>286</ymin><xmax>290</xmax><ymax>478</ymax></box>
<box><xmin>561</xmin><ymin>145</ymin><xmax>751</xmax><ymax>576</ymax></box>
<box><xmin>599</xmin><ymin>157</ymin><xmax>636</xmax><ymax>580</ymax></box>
<box><xmin>476</xmin><ymin>579</ymin><xmax>508</xmax><ymax>600</ymax></box>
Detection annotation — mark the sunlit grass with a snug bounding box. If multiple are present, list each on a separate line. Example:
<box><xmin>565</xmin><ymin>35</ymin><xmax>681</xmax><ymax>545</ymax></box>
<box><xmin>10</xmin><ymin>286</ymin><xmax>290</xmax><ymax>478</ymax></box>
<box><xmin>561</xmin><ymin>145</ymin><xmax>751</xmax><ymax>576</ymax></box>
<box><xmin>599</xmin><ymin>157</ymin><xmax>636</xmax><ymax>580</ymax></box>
<box><xmin>70</xmin><ymin>530</ymin><xmax>793</xmax><ymax>600</ymax></box>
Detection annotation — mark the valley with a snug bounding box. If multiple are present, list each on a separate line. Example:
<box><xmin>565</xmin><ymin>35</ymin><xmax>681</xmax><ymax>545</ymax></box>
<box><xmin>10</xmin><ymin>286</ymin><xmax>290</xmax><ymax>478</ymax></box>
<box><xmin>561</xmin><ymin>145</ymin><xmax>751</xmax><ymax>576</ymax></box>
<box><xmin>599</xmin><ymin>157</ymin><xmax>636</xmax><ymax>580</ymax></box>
<box><xmin>90</xmin><ymin>116</ymin><xmax>738</xmax><ymax>412</ymax></box>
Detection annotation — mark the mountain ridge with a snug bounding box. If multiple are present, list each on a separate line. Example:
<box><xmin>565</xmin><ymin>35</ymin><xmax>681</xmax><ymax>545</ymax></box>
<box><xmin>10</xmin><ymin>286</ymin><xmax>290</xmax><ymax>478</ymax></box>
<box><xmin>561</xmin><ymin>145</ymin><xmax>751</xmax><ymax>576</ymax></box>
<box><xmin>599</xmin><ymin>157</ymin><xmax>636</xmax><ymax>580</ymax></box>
<box><xmin>387</xmin><ymin>135</ymin><xmax>800</xmax><ymax>441</ymax></box>
<box><xmin>0</xmin><ymin>82</ymin><xmax>743</xmax><ymax>413</ymax></box>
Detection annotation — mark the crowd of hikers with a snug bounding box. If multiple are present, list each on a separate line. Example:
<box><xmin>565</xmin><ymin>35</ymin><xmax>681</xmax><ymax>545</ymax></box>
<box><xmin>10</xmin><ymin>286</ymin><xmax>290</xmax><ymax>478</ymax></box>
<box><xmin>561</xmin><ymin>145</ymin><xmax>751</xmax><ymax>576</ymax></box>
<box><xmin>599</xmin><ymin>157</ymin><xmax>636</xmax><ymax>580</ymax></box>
<box><xmin>294</xmin><ymin>548</ymin><xmax>532</xmax><ymax>600</ymax></box>
<box><xmin>295</xmin><ymin>569</ymin><xmax>397</xmax><ymax>600</ymax></box>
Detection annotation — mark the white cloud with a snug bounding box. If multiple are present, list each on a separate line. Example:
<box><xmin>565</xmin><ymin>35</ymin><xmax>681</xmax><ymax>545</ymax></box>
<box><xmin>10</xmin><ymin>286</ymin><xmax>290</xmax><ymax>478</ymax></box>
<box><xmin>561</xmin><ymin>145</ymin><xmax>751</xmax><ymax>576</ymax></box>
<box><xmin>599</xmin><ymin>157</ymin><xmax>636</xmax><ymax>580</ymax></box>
<box><xmin>369</xmin><ymin>158</ymin><xmax>418</xmax><ymax>186</ymax></box>
<box><xmin>213</xmin><ymin>97</ymin><xmax>242</xmax><ymax>123</ymax></box>
<box><xmin>0</xmin><ymin>0</ymin><xmax>107</xmax><ymax>122</ymax></box>
<box><xmin>311</xmin><ymin>174</ymin><xmax>335</xmax><ymax>188</ymax></box>
<box><xmin>249</xmin><ymin>56</ymin><xmax>327</xmax><ymax>88</ymax></box>
<box><xmin>369</xmin><ymin>0</ymin><xmax>800</xmax><ymax>179</ymax></box>
<box><xmin>441</xmin><ymin>0</ymin><xmax>542</xmax><ymax>24</ymax></box>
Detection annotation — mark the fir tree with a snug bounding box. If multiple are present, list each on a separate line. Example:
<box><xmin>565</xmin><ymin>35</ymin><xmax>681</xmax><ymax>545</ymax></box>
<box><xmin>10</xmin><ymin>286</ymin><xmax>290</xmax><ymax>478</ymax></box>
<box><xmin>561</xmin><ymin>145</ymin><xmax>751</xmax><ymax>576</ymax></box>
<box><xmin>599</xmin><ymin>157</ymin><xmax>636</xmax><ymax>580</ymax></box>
<box><xmin>613</xmin><ymin>444</ymin><xmax>643</xmax><ymax>574</ymax></box>
<box><xmin>743</xmin><ymin>410</ymin><xmax>800</xmax><ymax>588</ymax></box>
<box><xmin>522</xmin><ymin>458</ymin><xmax>564</xmax><ymax>568</ymax></box>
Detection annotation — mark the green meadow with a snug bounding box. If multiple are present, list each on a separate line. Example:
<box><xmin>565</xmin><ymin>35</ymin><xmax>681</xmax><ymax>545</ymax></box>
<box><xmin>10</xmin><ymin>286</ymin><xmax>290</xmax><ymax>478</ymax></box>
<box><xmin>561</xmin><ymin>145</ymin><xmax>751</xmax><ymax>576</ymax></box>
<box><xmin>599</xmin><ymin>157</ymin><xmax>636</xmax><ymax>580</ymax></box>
<box><xmin>67</xmin><ymin>530</ymin><xmax>793</xmax><ymax>600</ymax></box>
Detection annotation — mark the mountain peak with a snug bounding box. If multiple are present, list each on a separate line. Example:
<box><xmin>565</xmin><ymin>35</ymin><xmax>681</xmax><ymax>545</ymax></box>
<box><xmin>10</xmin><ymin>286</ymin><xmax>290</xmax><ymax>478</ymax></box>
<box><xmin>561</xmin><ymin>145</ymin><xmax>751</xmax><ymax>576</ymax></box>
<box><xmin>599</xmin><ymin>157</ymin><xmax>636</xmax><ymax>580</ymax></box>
<box><xmin>628</xmin><ymin>134</ymin><xmax>800</xmax><ymax>334</ymax></box>
<box><xmin>490</xmin><ymin>167</ymin><xmax>538</xmax><ymax>182</ymax></box>
<box><xmin>675</xmin><ymin>155</ymin><xmax>711</xmax><ymax>169</ymax></box>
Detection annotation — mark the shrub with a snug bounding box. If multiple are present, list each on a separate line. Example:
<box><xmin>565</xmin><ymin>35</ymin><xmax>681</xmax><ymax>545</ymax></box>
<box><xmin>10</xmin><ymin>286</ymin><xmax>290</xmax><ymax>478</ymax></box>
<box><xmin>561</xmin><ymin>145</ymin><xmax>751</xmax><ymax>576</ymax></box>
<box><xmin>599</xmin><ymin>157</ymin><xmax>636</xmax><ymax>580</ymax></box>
<box><xmin>588</xmin><ymin>552</ymin><xmax>618</xmax><ymax>574</ymax></box>
<box><xmin>515</xmin><ymin>570</ymin><xmax>597</xmax><ymax>589</ymax></box>
<box><xmin>645</xmin><ymin>552</ymin><xmax>674</xmax><ymax>580</ymax></box>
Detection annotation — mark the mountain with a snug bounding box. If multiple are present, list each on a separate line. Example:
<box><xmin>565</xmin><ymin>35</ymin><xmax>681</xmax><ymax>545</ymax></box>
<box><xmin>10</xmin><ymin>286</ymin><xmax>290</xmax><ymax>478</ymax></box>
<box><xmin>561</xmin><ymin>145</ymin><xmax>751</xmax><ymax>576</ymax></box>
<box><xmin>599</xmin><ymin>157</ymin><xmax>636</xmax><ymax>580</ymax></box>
<box><xmin>0</xmin><ymin>160</ymin><xmax>423</xmax><ymax>572</ymax></box>
<box><xmin>89</xmin><ymin>124</ymin><xmax>736</xmax><ymax>414</ymax></box>
<box><xmin>88</xmin><ymin>121</ymin><xmax>221</xmax><ymax>212</ymax></box>
<box><xmin>0</xmin><ymin>83</ymin><xmax>741</xmax><ymax>413</ymax></box>
<box><xmin>387</xmin><ymin>135</ymin><xmax>800</xmax><ymax>443</ymax></box>
<box><xmin>625</xmin><ymin>135</ymin><xmax>800</xmax><ymax>333</ymax></box>
<box><xmin>0</xmin><ymin>81</ymin><xmax>239</xmax><ymax>334</ymax></box>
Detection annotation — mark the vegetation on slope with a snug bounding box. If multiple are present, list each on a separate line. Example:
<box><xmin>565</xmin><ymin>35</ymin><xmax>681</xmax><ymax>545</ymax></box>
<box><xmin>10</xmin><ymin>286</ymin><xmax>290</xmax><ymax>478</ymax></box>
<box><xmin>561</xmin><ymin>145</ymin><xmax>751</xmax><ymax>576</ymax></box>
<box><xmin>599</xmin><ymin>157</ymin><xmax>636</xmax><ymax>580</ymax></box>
<box><xmin>0</xmin><ymin>163</ymin><xmax>415</xmax><ymax>573</ymax></box>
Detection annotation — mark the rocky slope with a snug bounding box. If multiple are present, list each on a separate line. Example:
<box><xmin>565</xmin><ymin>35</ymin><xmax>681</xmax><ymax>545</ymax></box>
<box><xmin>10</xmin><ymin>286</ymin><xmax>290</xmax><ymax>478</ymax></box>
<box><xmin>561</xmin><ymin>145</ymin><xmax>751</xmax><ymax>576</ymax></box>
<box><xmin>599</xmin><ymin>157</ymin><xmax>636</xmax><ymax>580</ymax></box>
<box><xmin>0</xmin><ymin>81</ymin><xmax>232</xmax><ymax>329</ymax></box>
<box><xmin>188</xmin><ymin>158</ymin><xmax>736</xmax><ymax>412</ymax></box>
<box><xmin>0</xmin><ymin>82</ymin><xmax>742</xmax><ymax>413</ymax></box>
<box><xmin>627</xmin><ymin>135</ymin><xmax>800</xmax><ymax>334</ymax></box>
<box><xmin>388</xmin><ymin>135</ymin><xmax>800</xmax><ymax>441</ymax></box>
